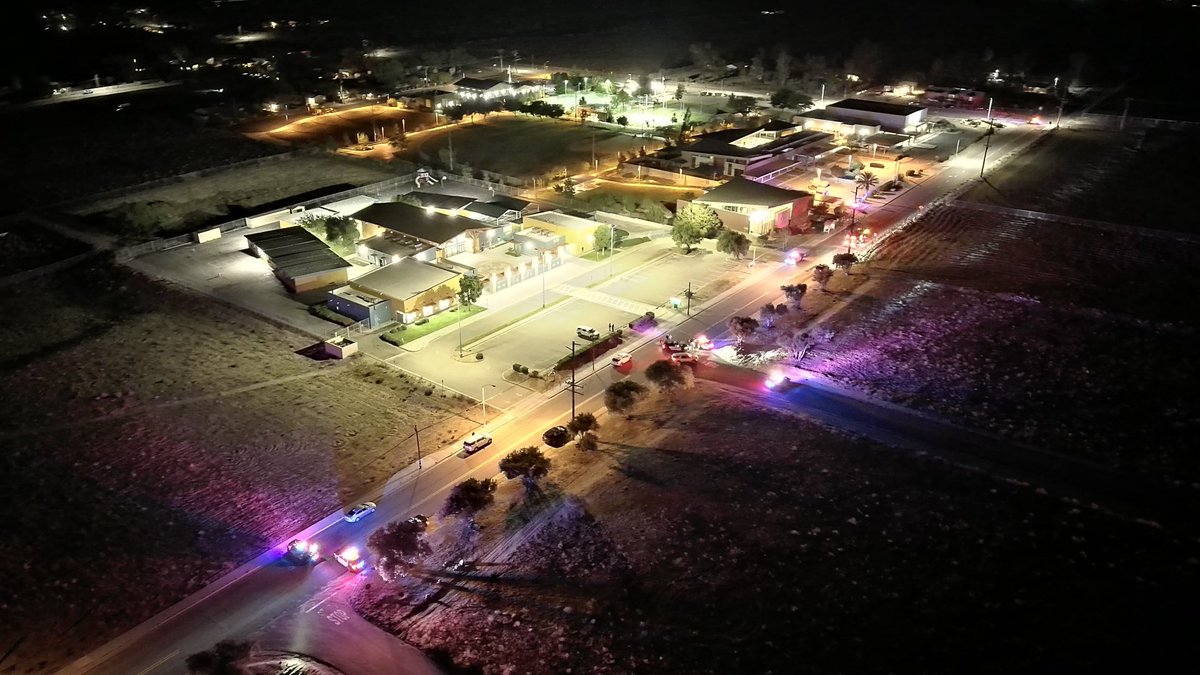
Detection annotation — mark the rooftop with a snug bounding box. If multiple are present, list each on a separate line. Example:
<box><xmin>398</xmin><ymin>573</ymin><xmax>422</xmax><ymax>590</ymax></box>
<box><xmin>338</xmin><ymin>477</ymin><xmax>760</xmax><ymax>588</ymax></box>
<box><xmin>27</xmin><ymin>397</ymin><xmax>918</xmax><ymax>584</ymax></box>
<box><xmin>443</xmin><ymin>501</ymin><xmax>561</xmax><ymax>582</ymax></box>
<box><xmin>354</xmin><ymin>202</ymin><xmax>479</xmax><ymax>245</ymax></box>
<box><xmin>695</xmin><ymin>177</ymin><xmax>810</xmax><ymax>207</ymax></box>
<box><xmin>526</xmin><ymin>210</ymin><xmax>597</xmax><ymax>232</ymax></box>
<box><xmin>405</xmin><ymin>191</ymin><xmax>476</xmax><ymax>211</ymax></box>
<box><xmin>350</xmin><ymin>258</ymin><xmax>461</xmax><ymax>301</ymax></box>
<box><xmin>827</xmin><ymin>98</ymin><xmax>927</xmax><ymax>116</ymax></box>
<box><xmin>454</xmin><ymin>77</ymin><xmax>507</xmax><ymax>91</ymax></box>
<box><xmin>359</xmin><ymin>233</ymin><xmax>428</xmax><ymax>258</ymax></box>
<box><xmin>245</xmin><ymin>227</ymin><xmax>351</xmax><ymax>278</ymax></box>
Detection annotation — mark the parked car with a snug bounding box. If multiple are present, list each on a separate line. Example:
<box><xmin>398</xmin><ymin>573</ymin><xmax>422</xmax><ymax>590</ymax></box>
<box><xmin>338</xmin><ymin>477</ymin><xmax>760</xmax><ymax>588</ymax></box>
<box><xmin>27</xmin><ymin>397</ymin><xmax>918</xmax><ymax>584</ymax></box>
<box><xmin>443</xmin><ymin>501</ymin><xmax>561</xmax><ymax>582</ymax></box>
<box><xmin>334</xmin><ymin>546</ymin><xmax>366</xmax><ymax>572</ymax></box>
<box><xmin>462</xmin><ymin>431</ymin><xmax>493</xmax><ymax>454</ymax></box>
<box><xmin>628</xmin><ymin>311</ymin><xmax>657</xmax><ymax>331</ymax></box>
<box><xmin>611</xmin><ymin>352</ymin><xmax>633</xmax><ymax>367</ymax></box>
<box><xmin>542</xmin><ymin>425</ymin><xmax>570</xmax><ymax>448</ymax></box>
<box><xmin>576</xmin><ymin>326</ymin><xmax>601</xmax><ymax>341</ymax></box>
<box><xmin>660</xmin><ymin>337</ymin><xmax>686</xmax><ymax>353</ymax></box>
<box><xmin>670</xmin><ymin>352</ymin><xmax>698</xmax><ymax>365</ymax></box>
<box><xmin>344</xmin><ymin>502</ymin><xmax>377</xmax><ymax>523</ymax></box>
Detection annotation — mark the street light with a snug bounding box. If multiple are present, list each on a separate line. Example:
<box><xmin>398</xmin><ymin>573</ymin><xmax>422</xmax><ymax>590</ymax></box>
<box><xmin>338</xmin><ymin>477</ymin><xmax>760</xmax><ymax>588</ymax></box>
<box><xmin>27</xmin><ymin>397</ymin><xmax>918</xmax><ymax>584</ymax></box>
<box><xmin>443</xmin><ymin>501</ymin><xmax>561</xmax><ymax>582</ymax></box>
<box><xmin>481</xmin><ymin>384</ymin><xmax>497</xmax><ymax>427</ymax></box>
<box><xmin>608</xmin><ymin>222</ymin><xmax>615</xmax><ymax>277</ymax></box>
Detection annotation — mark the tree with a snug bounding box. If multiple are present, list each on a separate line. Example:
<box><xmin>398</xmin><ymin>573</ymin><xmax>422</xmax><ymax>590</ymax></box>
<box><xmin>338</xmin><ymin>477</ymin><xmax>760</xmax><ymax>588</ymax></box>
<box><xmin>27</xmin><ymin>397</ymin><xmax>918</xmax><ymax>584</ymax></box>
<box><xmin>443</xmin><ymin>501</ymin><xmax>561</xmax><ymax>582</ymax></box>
<box><xmin>456</xmin><ymin>274</ymin><xmax>484</xmax><ymax>310</ymax></box>
<box><xmin>728</xmin><ymin>316</ymin><xmax>760</xmax><ymax>343</ymax></box>
<box><xmin>780</xmin><ymin>283</ymin><xmax>808</xmax><ymax>310</ymax></box>
<box><xmin>324</xmin><ymin>215</ymin><xmax>359</xmax><ymax>250</ymax></box>
<box><xmin>716</xmin><ymin>229</ymin><xmax>750</xmax><ymax>259</ymax></box>
<box><xmin>442</xmin><ymin>477</ymin><xmax>497</xmax><ymax>518</ymax></box>
<box><xmin>368</xmin><ymin>519</ymin><xmax>432</xmax><ymax>581</ymax></box>
<box><xmin>593</xmin><ymin>224</ymin><xmax>613</xmax><ymax>253</ymax></box>
<box><xmin>726</xmin><ymin>94</ymin><xmax>755</xmax><ymax>113</ymax></box>
<box><xmin>605</xmin><ymin>380</ymin><xmax>648</xmax><ymax>416</ymax></box>
<box><xmin>812</xmin><ymin>264</ymin><xmax>834</xmax><ymax>291</ymax></box>
<box><xmin>577</xmin><ymin>431</ymin><xmax>599</xmax><ymax>452</ymax></box>
<box><xmin>856</xmin><ymin>170</ymin><xmax>879</xmax><ymax>195</ymax></box>
<box><xmin>771</xmin><ymin>87</ymin><xmax>794</xmax><ymax>108</ymax></box>
<box><xmin>186</xmin><ymin>640</ymin><xmax>253</xmax><ymax>675</ymax></box>
<box><xmin>568</xmin><ymin>412</ymin><xmax>599</xmax><ymax>438</ymax></box>
<box><xmin>639</xmin><ymin>199</ymin><xmax>672</xmax><ymax>224</ymax></box>
<box><xmin>832</xmin><ymin>252</ymin><xmax>858</xmax><ymax>275</ymax></box>
<box><xmin>616</xmin><ymin>115</ymin><xmax>629</xmax><ymax>127</ymax></box>
<box><xmin>749</xmin><ymin>49</ymin><xmax>766</xmax><ymax>81</ymax></box>
<box><xmin>645</xmin><ymin>359</ymin><xmax>686</xmax><ymax>395</ymax></box>
<box><xmin>674</xmin><ymin>82</ymin><xmax>686</xmax><ymax>102</ymax></box>
<box><xmin>499</xmin><ymin>446</ymin><xmax>551</xmax><ymax>492</ymax></box>
<box><xmin>673</xmin><ymin>203</ymin><xmax>721</xmax><ymax>252</ymax></box>
<box><xmin>775</xmin><ymin>48</ymin><xmax>793</xmax><ymax>85</ymax></box>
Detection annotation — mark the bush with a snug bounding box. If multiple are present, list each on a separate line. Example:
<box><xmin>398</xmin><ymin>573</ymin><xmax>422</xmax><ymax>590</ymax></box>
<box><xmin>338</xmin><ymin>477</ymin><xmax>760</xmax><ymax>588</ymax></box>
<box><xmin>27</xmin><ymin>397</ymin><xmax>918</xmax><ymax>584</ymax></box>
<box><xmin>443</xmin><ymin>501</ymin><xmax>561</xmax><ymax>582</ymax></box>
<box><xmin>424</xmin><ymin>388</ymin><xmax>433</xmax><ymax>396</ymax></box>
<box><xmin>513</xmin><ymin>363</ymin><xmax>524</xmax><ymax>373</ymax></box>
<box><xmin>520</xmin><ymin>365</ymin><xmax>530</xmax><ymax>375</ymax></box>
<box><xmin>308</xmin><ymin>304</ymin><xmax>355</xmax><ymax>327</ymax></box>
<box><xmin>475</xmin><ymin>352</ymin><xmax>484</xmax><ymax>361</ymax></box>
<box><xmin>529</xmin><ymin>369</ymin><xmax>539</xmax><ymax>379</ymax></box>
<box><xmin>415</xmin><ymin>318</ymin><xmax>429</xmax><ymax>326</ymax></box>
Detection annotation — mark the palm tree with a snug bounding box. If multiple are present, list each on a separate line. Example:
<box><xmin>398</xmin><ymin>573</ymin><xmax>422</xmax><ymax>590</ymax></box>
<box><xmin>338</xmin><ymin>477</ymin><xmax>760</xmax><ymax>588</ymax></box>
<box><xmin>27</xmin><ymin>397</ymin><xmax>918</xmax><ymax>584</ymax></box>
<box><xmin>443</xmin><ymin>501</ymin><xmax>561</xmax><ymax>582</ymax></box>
<box><xmin>855</xmin><ymin>170</ymin><xmax>879</xmax><ymax>196</ymax></box>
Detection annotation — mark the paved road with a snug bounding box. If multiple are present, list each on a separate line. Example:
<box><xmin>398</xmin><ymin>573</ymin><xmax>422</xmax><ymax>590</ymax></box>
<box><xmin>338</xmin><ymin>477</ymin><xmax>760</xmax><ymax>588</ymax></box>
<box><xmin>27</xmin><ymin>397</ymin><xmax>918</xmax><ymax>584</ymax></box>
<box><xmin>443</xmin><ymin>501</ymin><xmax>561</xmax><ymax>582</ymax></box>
<box><xmin>69</xmin><ymin>122</ymin><xmax>1080</xmax><ymax>674</ymax></box>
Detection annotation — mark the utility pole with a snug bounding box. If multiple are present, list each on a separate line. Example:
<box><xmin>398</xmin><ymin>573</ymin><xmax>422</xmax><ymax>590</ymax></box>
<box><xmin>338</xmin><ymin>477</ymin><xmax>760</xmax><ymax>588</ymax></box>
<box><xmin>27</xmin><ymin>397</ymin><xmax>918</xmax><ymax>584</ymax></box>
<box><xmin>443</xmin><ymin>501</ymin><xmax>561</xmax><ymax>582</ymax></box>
<box><xmin>979</xmin><ymin>128</ymin><xmax>992</xmax><ymax>179</ymax></box>
<box><xmin>985</xmin><ymin>97</ymin><xmax>994</xmax><ymax>123</ymax></box>
<box><xmin>1055</xmin><ymin>99</ymin><xmax>1064</xmax><ymax>127</ymax></box>
<box><xmin>608</xmin><ymin>223</ymin><xmax>615</xmax><ymax>277</ymax></box>
<box><xmin>414</xmin><ymin>424</ymin><xmax>422</xmax><ymax>469</ymax></box>
<box><xmin>686</xmin><ymin>281</ymin><xmax>692</xmax><ymax>316</ymax></box>
<box><xmin>1119</xmin><ymin>97</ymin><xmax>1131</xmax><ymax>132</ymax></box>
<box><xmin>568</xmin><ymin>341</ymin><xmax>579</xmax><ymax>419</ymax></box>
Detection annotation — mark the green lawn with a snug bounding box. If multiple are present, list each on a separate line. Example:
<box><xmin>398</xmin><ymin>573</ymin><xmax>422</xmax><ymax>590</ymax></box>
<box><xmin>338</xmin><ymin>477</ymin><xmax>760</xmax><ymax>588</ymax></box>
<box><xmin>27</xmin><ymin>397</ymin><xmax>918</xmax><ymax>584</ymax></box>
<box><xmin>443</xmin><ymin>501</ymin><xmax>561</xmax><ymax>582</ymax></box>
<box><xmin>580</xmin><ymin>236</ymin><xmax>649</xmax><ymax>262</ymax></box>
<box><xmin>406</xmin><ymin>116</ymin><xmax>645</xmax><ymax>178</ymax></box>
<box><xmin>381</xmin><ymin>305</ymin><xmax>484</xmax><ymax>346</ymax></box>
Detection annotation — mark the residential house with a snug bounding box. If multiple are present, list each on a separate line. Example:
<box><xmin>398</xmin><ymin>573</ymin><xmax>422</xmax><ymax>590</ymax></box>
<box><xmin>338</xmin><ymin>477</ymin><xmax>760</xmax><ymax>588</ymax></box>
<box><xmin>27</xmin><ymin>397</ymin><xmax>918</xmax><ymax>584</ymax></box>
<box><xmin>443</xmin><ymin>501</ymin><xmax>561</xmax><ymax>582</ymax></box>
<box><xmin>686</xmin><ymin>177</ymin><xmax>812</xmax><ymax>236</ymax></box>
<box><xmin>244</xmin><ymin>227</ymin><xmax>351</xmax><ymax>292</ymax></box>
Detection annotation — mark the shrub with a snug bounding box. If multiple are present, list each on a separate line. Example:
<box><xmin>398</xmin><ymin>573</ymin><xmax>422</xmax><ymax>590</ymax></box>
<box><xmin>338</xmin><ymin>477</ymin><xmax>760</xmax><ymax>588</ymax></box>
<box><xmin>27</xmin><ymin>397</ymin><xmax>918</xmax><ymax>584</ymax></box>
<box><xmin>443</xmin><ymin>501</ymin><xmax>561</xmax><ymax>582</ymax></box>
<box><xmin>424</xmin><ymin>388</ymin><xmax>433</xmax><ymax>396</ymax></box>
<box><xmin>520</xmin><ymin>365</ymin><xmax>530</xmax><ymax>375</ymax></box>
<box><xmin>529</xmin><ymin>369</ymin><xmax>539</xmax><ymax>378</ymax></box>
<box><xmin>475</xmin><ymin>352</ymin><xmax>484</xmax><ymax>361</ymax></box>
<box><xmin>308</xmin><ymin>304</ymin><xmax>355</xmax><ymax>326</ymax></box>
<box><xmin>513</xmin><ymin>363</ymin><xmax>524</xmax><ymax>373</ymax></box>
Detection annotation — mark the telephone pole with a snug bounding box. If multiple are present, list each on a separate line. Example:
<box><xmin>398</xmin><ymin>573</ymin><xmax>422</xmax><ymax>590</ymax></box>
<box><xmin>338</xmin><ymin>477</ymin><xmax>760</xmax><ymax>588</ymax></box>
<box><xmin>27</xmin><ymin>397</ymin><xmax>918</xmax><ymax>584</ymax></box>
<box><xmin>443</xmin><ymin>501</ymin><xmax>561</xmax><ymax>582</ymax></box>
<box><xmin>414</xmin><ymin>424</ymin><xmax>422</xmax><ymax>469</ymax></box>
<box><xmin>567</xmin><ymin>341</ymin><xmax>579</xmax><ymax>419</ymax></box>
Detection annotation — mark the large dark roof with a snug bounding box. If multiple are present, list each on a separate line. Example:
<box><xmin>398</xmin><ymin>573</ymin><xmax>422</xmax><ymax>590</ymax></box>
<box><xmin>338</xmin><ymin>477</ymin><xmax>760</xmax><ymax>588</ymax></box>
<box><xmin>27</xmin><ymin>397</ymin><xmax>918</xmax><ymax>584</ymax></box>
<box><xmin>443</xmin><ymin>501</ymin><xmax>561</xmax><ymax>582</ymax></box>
<box><xmin>463</xmin><ymin>202</ymin><xmax>512</xmax><ymax>219</ymax></box>
<box><xmin>351</xmin><ymin>258</ymin><xmax>461</xmax><ymax>301</ymax></box>
<box><xmin>761</xmin><ymin>119</ymin><xmax>795</xmax><ymax>131</ymax></box>
<box><xmin>680</xmin><ymin>138</ymin><xmax>761</xmax><ymax>158</ymax></box>
<box><xmin>827</xmin><ymin>98</ymin><xmax>926</xmax><ymax>116</ymax></box>
<box><xmin>406</xmin><ymin>191</ymin><xmax>476</xmax><ymax>210</ymax></box>
<box><xmin>696</xmin><ymin>177</ymin><xmax>810</xmax><ymax>207</ymax></box>
<box><xmin>454</xmin><ymin>77</ymin><xmax>505</xmax><ymax>91</ymax></box>
<box><xmin>488</xmin><ymin>195</ymin><xmax>530</xmax><ymax>212</ymax></box>
<box><xmin>245</xmin><ymin>227</ymin><xmax>350</xmax><ymax>278</ymax></box>
<box><xmin>353</xmin><ymin>202</ymin><xmax>479</xmax><ymax>245</ymax></box>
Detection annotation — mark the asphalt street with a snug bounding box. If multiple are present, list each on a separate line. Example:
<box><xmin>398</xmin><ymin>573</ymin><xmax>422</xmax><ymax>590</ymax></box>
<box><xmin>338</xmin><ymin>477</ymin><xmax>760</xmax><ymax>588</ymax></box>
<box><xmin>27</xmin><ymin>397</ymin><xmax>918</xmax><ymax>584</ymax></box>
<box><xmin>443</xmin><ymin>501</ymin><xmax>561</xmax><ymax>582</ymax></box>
<box><xmin>69</xmin><ymin>122</ymin><xmax>1066</xmax><ymax>674</ymax></box>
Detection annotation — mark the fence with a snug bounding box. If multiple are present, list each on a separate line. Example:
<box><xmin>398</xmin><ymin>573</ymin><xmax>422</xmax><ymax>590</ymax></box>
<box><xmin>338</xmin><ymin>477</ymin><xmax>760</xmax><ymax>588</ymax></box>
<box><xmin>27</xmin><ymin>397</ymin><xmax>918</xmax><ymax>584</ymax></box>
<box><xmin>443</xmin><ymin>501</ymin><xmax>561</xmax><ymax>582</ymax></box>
<box><xmin>328</xmin><ymin>318</ymin><xmax>375</xmax><ymax>340</ymax></box>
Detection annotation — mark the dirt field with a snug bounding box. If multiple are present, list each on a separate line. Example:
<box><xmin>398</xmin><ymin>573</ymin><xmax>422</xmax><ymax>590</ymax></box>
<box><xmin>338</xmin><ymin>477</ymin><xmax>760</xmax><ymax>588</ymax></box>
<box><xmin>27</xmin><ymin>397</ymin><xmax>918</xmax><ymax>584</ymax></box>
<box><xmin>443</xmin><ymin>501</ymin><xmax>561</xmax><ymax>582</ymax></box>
<box><xmin>354</xmin><ymin>383</ymin><xmax>1200</xmax><ymax>674</ymax></box>
<box><xmin>961</xmin><ymin>126</ymin><xmax>1198</xmax><ymax>232</ymax></box>
<box><xmin>247</xmin><ymin>105</ymin><xmax>434</xmax><ymax>147</ymax></box>
<box><xmin>0</xmin><ymin>262</ymin><xmax>476</xmax><ymax>673</ymax></box>
<box><xmin>801</xmin><ymin>203</ymin><xmax>1200</xmax><ymax>483</ymax></box>
<box><xmin>402</xmin><ymin>115</ymin><xmax>646</xmax><ymax>179</ymax></box>
<box><xmin>0</xmin><ymin>218</ymin><xmax>91</xmax><ymax>275</ymax></box>
<box><xmin>72</xmin><ymin>154</ymin><xmax>400</xmax><ymax>232</ymax></box>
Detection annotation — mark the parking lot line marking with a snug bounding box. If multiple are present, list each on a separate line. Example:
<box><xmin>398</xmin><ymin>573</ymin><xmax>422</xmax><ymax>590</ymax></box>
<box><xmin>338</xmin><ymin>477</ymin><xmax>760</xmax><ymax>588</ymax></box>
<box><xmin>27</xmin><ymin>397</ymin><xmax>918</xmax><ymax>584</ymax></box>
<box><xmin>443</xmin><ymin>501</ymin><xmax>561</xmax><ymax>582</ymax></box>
<box><xmin>304</xmin><ymin>595</ymin><xmax>333</xmax><ymax>613</ymax></box>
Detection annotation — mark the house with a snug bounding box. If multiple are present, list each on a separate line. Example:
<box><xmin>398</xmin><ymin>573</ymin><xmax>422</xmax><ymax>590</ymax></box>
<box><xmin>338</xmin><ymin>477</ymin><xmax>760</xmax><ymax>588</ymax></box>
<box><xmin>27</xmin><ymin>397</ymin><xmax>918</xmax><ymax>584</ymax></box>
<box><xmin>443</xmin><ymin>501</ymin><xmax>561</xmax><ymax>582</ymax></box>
<box><xmin>244</xmin><ymin>227</ymin><xmax>351</xmax><ymax>292</ymax></box>
<box><xmin>353</xmin><ymin>201</ymin><xmax>483</xmax><ymax>262</ymax></box>
<box><xmin>331</xmin><ymin>257</ymin><xmax>464</xmax><ymax>325</ymax></box>
<box><xmin>453</xmin><ymin>77</ymin><xmax>516</xmax><ymax>100</ymax></box>
<box><xmin>687</xmin><ymin>177</ymin><xmax>812</xmax><ymax>236</ymax></box>
<box><xmin>520</xmin><ymin>211</ymin><xmax>600</xmax><ymax>255</ymax></box>
<box><xmin>821</xmin><ymin>99</ymin><xmax>928</xmax><ymax>133</ymax></box>
<box><xmin>678</xmin><ymin>122</ymin><xmax>833</xmax><ymax>178</ymax></box>
<box><xmin>397</xmin><ymin>87</ymin><xmax>456</xmax><ymax>111</ymax></box>
<box><xmin>461</xmin><ymin>195</ymin><xmax>537</xmax><ymax>226</ymax></box>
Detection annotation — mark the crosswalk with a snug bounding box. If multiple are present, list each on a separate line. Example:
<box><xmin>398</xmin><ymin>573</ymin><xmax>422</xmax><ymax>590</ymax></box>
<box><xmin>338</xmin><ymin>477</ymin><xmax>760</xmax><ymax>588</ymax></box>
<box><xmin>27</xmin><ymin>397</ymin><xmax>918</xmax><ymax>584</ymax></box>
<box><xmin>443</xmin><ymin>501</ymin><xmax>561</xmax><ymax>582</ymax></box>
<box><xmin>552</xmin><ymin>283</ymin><xmax>663</xmax><ymax>316</ymax></box>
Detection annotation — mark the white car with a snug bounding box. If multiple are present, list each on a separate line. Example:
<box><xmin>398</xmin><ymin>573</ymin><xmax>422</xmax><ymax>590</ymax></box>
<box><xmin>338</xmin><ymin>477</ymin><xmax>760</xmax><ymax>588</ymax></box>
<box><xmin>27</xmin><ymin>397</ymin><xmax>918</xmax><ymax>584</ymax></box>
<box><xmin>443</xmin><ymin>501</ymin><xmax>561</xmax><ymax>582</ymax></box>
<box><xmin>343</xmin><ymin>501</ymin><xmax>377</xmax><ymax>523</ymax></box>
<box><xmin>611</xmin><ymin>352</ymin><xmax>632</xmax><ymax>367</ymax></box>
<box><xmin>576</xmin><ymin>326</ymin><xmax>601</xmax><ymax>341</ymax></box>
<box><xmin>462</xmin><ymin>431</ymin><xmax>492</xmax><ymax>454</ymax></box>
<box><xmin>670</xmin><ymin>352</ymin><xmax>698</xmax><ymax>365</ymax></box>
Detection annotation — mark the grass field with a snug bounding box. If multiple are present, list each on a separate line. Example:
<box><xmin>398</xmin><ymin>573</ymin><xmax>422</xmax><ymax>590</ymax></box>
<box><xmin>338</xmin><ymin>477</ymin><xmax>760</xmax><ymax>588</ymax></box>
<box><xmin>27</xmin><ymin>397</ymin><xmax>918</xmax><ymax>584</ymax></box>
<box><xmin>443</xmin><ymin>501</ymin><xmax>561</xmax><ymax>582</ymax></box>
<box><xmin>403</xmin><ymin>115</ymin><xmax>647</xmax><ymax>179</ymax></box>
<box><xmin>0</xmin><ymin>262</ymin><xmax>476</xmax><ymax>673</ymax></box>
<box><xmin>248</xmin><ymin>105</ymin><xmax>434</xmax><ymax>146</ymax></box>
<box><xmin>73</xmin><ymin>154</ymin><xmax>400</xmax><ymax>232</ymax></box>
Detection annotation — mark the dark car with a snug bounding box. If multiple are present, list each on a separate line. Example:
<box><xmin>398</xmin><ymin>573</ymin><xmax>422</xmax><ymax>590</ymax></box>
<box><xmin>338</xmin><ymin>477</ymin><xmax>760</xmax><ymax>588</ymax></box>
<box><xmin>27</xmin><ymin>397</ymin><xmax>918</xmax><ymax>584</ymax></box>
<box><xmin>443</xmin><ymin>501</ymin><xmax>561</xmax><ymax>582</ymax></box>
<box><xmin>542</xmin><ymin>425</ymin><xmax>570</xmax><ymax>448</ymax></box>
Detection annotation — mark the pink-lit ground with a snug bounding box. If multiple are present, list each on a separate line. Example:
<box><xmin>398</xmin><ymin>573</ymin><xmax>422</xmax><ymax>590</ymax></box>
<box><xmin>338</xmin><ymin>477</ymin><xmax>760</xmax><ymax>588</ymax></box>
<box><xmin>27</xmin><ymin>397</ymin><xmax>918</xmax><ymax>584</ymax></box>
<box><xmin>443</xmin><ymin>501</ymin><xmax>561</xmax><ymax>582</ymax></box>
<box><xmin>0</xmin><ymin>262</ymin><xmax>475</xmax><ymax>672</ymax></box>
